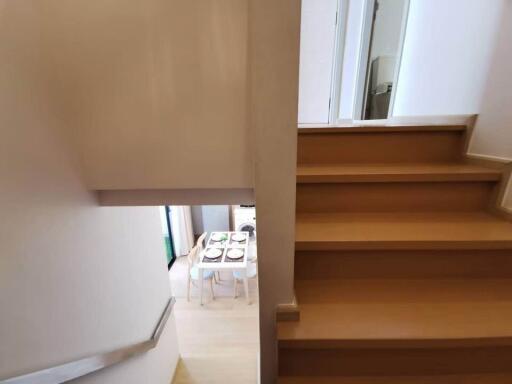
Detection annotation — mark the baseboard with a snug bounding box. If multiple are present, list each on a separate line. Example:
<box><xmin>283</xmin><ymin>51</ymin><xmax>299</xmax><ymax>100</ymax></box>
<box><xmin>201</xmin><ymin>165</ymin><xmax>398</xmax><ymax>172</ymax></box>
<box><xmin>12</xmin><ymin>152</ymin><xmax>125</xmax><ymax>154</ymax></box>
<box><xmin>495</xmin><ymin>205</ymin><xmax>512</xmax><ymax>222</ymax></box>
<box><xmin>467</xmin><ymin>152</ymin><xmax>512</xmax><ymax>164</ymax></box>
<box><xmin>276</xmin><ymin>294</ymin><xmax>300</xmax><ymax>322</ymax></box>
<box><xmin>465</xmin><ymin>153</ymin><xmax>512</xmax><ymax>221</ymax></box>
<box><xmin>170</xmin><ymin>355</ymin><xmax>182</xmax><ymax>384</ymax></box>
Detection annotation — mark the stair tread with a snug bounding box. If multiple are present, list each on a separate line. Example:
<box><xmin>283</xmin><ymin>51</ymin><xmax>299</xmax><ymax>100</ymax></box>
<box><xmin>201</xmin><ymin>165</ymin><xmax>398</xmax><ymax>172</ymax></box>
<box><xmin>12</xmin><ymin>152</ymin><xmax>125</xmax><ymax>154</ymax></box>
<box><xmin>278</xmin><ymin>374</ymin><xmax>512</xmax><ymax>383</ymax></box>
<box><xmin>297</xmin><ymin>163</ymin><xmax>501</xmax><ymax>183</ymax></box>
<box><xmin>296</xmin><ymin>212</ymin><xmax>512</xmax><ymax>250</ymax></box>
<box><xmin>278</xmin><ymin>279</ymin><xmax>512</xmax><ymax>347</ymax></box>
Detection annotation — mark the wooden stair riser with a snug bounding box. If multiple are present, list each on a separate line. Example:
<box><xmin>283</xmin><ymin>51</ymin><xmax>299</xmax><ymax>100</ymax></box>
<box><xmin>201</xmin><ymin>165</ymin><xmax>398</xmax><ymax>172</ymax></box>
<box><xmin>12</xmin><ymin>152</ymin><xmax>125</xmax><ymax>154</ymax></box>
<box><xmin>298</xmin><ymin>131</ymin><xmax>465</xmax><ymax>165</ymax></box>
<box><xmin>278</xmin><ymin>346</ymin><xmax>512</xmax><ymax>377</ymax></box>
<box><xmin>295</xmin><ymin>250</ymin><xmax>512</xmax><ymax>280</ymax></box>
<box><xmin>296</xmin><ymin>182</ymin><xmax>497</xmax><ymax>213</ymax></box>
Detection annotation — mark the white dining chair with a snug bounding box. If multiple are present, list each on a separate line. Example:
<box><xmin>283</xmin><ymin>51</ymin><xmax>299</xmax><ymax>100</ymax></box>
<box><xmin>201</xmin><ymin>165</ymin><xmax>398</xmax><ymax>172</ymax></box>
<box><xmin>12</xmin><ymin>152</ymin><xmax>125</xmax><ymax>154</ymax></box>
<box><xmin>247</xmin><ymin>242</ymin><xmax>257</xmax><ymax>262</ymax></box>
<box><xmin>233</xmin><ymin>262</ymin><xmax>257</xmax><ymax>299</ymax></box>
<box><xmin>196</xmin><ymin>231</ymin><xmax>221</xmax><ymax>283</ymax></box>
<box><xmin>196</xmin><ymin>232</ymin><xmax>207</xmax><ymax>256</ymax></box>
<box><xmin>187</xmin><ymin>245</ymin><xmax>215</xmax><ymax>302</ymax></box>
<box><xmin>233</xmin><ymin>243</ymin><xmax>257</xmax><ymax>298</ymax></box>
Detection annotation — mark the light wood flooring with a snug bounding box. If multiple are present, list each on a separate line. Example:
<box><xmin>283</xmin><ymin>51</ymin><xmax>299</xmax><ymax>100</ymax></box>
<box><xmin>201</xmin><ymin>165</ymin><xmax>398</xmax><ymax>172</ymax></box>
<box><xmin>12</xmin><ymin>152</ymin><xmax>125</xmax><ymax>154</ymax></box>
<box><xmin>170</xmin><ymin>256</ymin><xmax>260</xmax><ymax>384</ymax></box>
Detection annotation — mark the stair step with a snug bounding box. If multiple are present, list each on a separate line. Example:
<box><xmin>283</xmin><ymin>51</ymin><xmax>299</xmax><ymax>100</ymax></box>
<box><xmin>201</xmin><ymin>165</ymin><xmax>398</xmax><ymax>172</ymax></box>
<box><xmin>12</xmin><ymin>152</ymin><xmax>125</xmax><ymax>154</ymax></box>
<box><xmin>296</xmin><ymin>163</ymin><xmax>501</xmax><ymax>183</ymax></box>
<box><xmin>296</xmin><ymin>181</ymin><xmax>496</xmax><ymax>213</ymax></box>
<box><xmin>295</xmin><ymin>212</ymin><xmax>512</xmax><ymax>250</ymax></box>
<box><xmin>279</xmin><ymin>279</ymin><xmax>512</xmax><ymax>348</ymax></box>
<box><xmin>278</xmin><ymin>374</ymin><xmax>512</xmax><ymax>383</ymax></box>
<box><xmin>297</xmin><ymin>126</ymin><xmax>466</xmax><ymax>165</ymax></box>
<box><xmin>278</xmin><ymin>279</ymin><xmax>512</xmax><ymax>376</ymax></box>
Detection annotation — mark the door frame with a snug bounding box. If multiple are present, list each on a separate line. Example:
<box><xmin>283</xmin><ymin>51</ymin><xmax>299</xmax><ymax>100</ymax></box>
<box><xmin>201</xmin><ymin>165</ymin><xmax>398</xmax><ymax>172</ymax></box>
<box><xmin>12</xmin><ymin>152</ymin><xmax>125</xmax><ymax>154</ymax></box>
<box><xmin>353</xmin><ymin>0</ymin><xmax>377</xmax><ymax>121</ymax></box>
<box><xmin>328</xmin><ymin>0</ymin><xmax>349</xmax><ymax>124</ymax></box>
<box><xmin>353</xmin><ymin>0</ymin><xmax>410</xmax><ymax>121</ymax></box>
<box><xmin>386</xmin><ymin>0</ymin><xmax>410</xmax><ymax>118</ymax></box>
<box><xmin>329</xmin><ymin>0</ymin><xmax>410</xmax><ymax>123</ymax></box>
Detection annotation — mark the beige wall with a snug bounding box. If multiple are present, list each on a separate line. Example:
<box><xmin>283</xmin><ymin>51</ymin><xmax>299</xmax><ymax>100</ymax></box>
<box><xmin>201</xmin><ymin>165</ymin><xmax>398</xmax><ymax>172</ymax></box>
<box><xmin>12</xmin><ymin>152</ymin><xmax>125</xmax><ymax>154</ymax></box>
<box><xmin>469</xmin><ymin>1</ymin><xmax>512</xmax><ymax>210</ymax></box>
<box><xmin>249</xmin><ymin>0</ymin><xmax>301</xmax><ymax>382</ymax></box>
<box><xmin>40</xmin><ymin>0</ymin><xmax>252</xmax><ymax>190</ymax></box>
<box><xmin>0</xmin><ymin>1</ymin><xmax>302</xmax><ymax>382</ymax></box>
<box><xmin>0</xmin><ymin>2</ymin><xmax>178</xmax><ymax>382</ymax></box>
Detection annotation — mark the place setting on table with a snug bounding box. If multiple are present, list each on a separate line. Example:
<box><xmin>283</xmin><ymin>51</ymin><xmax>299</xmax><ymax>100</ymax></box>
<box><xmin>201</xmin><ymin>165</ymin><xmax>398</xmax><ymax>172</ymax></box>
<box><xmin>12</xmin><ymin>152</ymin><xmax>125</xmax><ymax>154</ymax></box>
<box><xmin>202</xmin><ymin>247</ymin><xmax>224</xmax><ymax>263</ymax></box>
<box><xmin>203</xmin><ymin>232</ymin><xmax>248</xmax><ymax>262</ymax></box>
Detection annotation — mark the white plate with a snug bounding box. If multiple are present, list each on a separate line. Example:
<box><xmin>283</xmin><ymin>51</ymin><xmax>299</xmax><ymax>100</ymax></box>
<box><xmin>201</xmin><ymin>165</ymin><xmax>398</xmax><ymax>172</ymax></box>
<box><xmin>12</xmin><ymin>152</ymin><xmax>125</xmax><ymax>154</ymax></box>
<box><xmin>211</xmin><ymin>233</ymin><xmax>225</xmax><ymax>242</ymax></box>
<box><xmin>204</xmin><ymin>248</ymin><xmax>223</xmax><ymax>259</ymax></box>
<box><xmin>227</xmin><ymin>248</ymin><xmax>244</xmax><ymax>259</ymax></box>
<box><xmin>231</xmin><ymin>233</ymin><xmax>246</xmax><ymax>242</ymax></box>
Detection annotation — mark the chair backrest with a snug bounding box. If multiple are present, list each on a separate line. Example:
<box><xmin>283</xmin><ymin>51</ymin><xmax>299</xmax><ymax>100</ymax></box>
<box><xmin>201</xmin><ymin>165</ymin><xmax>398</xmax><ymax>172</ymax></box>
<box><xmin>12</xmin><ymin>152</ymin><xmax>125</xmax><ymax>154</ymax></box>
<box><xmin>196</xmin><ymin>232</ymin><xmax>207</xmax><ymax>252</ymax></box>
<box><xmin>187</xmin><ymin>246</ymin><xmax>199</xmax><ymax>269</ymax></box>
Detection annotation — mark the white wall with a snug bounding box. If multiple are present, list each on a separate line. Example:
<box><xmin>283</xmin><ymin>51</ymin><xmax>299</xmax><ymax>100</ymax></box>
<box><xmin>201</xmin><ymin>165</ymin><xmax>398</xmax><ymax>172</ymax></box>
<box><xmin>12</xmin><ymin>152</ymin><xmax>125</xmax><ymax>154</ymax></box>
<box><xmin>393</xmin><ymin>0</ymin><xmax>504</xmax><ymax>116</ymax></box>
<box><xmin>469</xmin><ymin>0</ymin><xmax>512</xmax><ymax>162</ymax></box>
<box><xmin>298</xmin><ymin>0</ymin><xmax>338</xmax><ymax>124</ymax></box>
<box><xmin>201</xmin><ymin>206</ymin><xmax>231</xmax><ymax>233</ymax></box>
<box><xmin>190</xmin><ymin>205</ymin><xmax>230</xmax><ymax>235</ymax></box>
<box><xmin>468</xmin><ymin>1</ymin><xmax>512</xmax><ymax>210</ymax></box>
<box><xmin>0</xmin><ymin>2</ymin><xmax>179</xmax><ymax>382</ymax></box>
<box><xmin>191</xmin><ymin>206</ymin><xmax>205</xmax><ymax>235</ymax></box>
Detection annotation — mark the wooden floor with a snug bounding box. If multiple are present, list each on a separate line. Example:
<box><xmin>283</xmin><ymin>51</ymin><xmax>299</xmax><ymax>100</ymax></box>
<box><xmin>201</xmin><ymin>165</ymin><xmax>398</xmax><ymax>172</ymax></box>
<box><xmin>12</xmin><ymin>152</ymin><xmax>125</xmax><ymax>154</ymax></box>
<box><xmin>170</xmin><ymin>256</ymin><xmax>260</xmax><ymax>384</ymax></box>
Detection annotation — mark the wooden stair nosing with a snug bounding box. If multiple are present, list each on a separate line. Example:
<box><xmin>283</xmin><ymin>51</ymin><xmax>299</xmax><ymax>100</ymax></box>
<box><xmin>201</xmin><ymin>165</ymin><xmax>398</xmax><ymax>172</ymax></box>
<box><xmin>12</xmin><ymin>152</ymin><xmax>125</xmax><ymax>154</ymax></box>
<box><xmin>298</xmin><ymin>125</ymin><xmax>467</xmax><ymax>134</ymax></box>
<box><xmin>278</xmin><ymin>336</ymin><xmax>512</xmax><ymax>350</ymax></box>
<box><xmin>296</xmin><ymin>164</ymin><xmax>502</xmax><ymax>183</ymax></box>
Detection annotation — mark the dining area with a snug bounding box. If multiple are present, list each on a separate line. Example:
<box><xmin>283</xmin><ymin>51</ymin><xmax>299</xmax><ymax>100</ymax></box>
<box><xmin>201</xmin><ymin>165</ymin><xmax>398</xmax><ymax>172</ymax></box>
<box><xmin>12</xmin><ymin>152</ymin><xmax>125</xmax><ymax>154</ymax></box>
<box><xmin>186</xmin><ymin>231</ymin><xmax>258</xmax><ymax>305</ymax></box>
<box><xmin>167</xmin><ymin>205</ymin><xmax>260</xmax><ymax>384</ymax></box>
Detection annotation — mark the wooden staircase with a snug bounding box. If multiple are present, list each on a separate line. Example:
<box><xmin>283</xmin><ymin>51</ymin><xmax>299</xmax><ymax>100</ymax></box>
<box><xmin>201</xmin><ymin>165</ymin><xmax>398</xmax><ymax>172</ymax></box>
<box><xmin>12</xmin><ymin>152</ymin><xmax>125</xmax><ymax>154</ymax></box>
<box><xmin>277</xmin><ymin>125</ymin><xmax>512</xmax><ymax>383</ymax></box>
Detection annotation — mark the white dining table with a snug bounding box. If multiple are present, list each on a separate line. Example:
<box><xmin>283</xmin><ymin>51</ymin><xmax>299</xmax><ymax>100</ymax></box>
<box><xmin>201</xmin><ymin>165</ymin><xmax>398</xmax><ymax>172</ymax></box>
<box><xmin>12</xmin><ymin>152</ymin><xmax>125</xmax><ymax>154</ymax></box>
<box><xmin>197</xmin><ymin>231</ymin><xmax>251</xmax><ymax>305</ymax></box>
